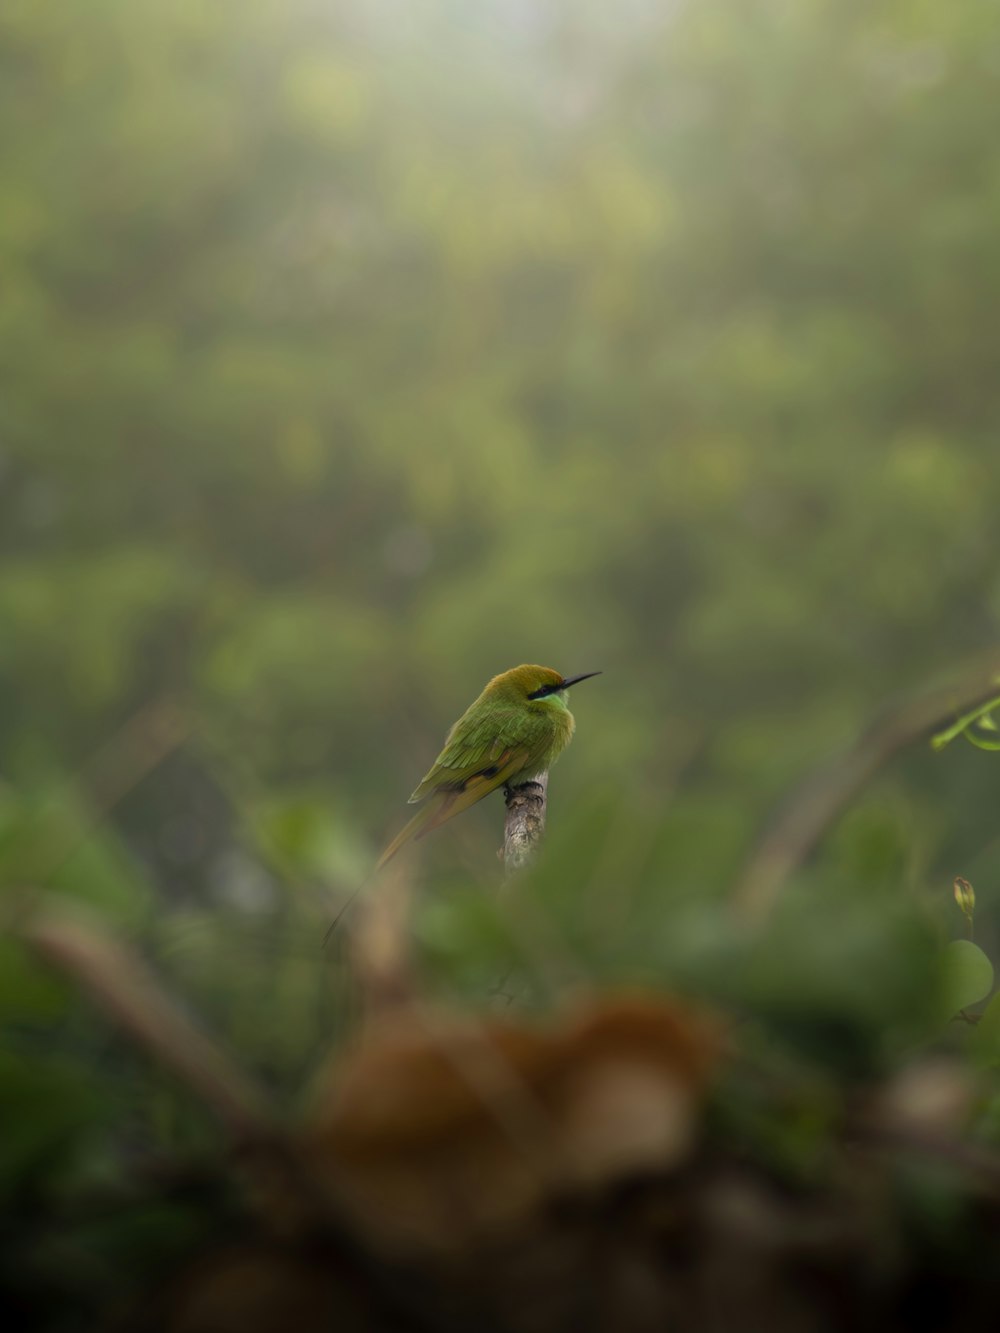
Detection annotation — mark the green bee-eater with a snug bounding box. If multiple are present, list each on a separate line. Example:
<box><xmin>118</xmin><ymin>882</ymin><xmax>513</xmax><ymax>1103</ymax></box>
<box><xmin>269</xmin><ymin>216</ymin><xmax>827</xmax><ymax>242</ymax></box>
<box><xmin>376</xmin><ymin>664</ymin><xmax>600</xmax><ymax>868</ymax></box>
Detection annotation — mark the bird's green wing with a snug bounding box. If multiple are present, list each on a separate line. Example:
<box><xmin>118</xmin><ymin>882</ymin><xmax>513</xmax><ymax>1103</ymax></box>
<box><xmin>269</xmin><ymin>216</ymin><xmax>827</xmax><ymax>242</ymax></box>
<box><xmin>409</xmin><ymin>703</ymin><xmax>526</xmax><ymax>802</ymax></box>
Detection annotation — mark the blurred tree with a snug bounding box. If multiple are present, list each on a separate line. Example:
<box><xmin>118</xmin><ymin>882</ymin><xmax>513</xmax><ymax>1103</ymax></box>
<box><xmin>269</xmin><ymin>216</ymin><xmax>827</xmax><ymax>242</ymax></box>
<box><xmin>4</xmin><ymin>3</ymin><xmax>1000</xmax><ymax>1318</ymax></box>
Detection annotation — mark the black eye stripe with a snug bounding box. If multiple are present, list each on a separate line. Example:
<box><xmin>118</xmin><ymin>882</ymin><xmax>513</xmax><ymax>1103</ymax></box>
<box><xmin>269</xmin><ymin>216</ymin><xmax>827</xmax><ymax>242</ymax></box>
<box><xmin>528</xmin><ymin>682</ymin><xmax>562</xmax><ymax>700</ymax></box>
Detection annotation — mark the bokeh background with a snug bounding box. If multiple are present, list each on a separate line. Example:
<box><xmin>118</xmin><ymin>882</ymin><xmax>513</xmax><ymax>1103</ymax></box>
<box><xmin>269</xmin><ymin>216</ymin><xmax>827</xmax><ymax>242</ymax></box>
<box><xmin>4</xmin><ymin>0</ymin><xmax>1000</xmax><ymax>1320</ymax></box>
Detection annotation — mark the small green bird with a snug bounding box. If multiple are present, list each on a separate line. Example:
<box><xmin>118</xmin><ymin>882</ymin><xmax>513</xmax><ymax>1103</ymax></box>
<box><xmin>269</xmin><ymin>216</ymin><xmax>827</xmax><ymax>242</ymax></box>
<box><xmin>376</xmin><ymin>664</ymin><xmax>600</xmax><ymax>869</ymax></box>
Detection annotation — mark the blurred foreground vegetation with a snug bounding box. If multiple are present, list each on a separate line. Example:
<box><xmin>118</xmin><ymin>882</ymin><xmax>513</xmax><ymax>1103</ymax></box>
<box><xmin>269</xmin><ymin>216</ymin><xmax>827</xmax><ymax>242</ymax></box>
<box><xmin>4</xmin><ymin>0</ymin><xmax>1000</xmax><ymax>1327</ymax></box>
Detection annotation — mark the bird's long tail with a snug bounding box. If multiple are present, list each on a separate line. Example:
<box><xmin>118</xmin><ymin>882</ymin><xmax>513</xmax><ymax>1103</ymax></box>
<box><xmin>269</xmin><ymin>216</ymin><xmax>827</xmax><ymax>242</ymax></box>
<box><xmin>326</xmin><ymin>793</ymin><xmax>453</xmax><ymax>948</ymax></box>
<box><xmin>374</xmin><ymin>803</ymin><xmax>440</xmax><ymax>871</ymax></box>
<box><xmin>322</xmin><ymin>810</ymin><xmax>427</xmax><ymax>947</ymax></box>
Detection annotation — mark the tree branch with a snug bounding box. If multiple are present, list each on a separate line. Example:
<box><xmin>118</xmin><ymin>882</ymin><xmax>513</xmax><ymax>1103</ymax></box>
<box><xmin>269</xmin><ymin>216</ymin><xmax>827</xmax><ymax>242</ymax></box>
<box><xmin>502</xmin><ymin>775</ymin><xmax>548</xmax><ymax>873</ymax></box>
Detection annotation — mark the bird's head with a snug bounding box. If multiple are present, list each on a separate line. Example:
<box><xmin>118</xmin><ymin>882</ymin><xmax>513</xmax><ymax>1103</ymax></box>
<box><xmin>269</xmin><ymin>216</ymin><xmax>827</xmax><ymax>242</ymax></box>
<box><xmin>495</xmin><ymin>664</ymin><xmax>601</xmax><ymax>706</ymax></box>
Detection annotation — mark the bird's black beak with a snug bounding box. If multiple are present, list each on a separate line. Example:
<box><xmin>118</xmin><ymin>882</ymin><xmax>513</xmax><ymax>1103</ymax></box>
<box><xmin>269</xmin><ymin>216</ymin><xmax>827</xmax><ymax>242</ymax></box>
<box><xmin>560</xmin><ymin>671</ymin><xmax>602</xmax><ymax>690</ymax></box>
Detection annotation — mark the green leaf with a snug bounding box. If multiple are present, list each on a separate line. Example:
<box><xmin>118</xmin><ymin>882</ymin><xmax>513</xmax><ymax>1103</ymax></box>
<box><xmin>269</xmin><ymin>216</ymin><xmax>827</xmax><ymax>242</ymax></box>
<box><xmin>931</xmin><ymin>691</ymin><xmax>1000</xmax><ymax>750</ymax></box>
<box><xmin>938</xmin><ymin>939</ymin><xmax>994</xmax><ymax>1019</ymax></box>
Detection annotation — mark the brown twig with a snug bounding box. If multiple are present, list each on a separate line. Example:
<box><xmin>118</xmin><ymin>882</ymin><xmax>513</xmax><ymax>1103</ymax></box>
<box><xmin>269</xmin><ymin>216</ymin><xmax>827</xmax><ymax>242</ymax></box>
<box><xmin>732</xmin><ymin>654</ymin><xmax>1000</xmax><ymax>922</ymax></box>
<box><xmin>23</xmin><ymin>905</ymin><xmax>276</xmax><ymax>1140</ymax></box>
<box><xmin>350</xmin><ymin>863</ymin><xmax>418</xmax><ymax>1019</ymax></box>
